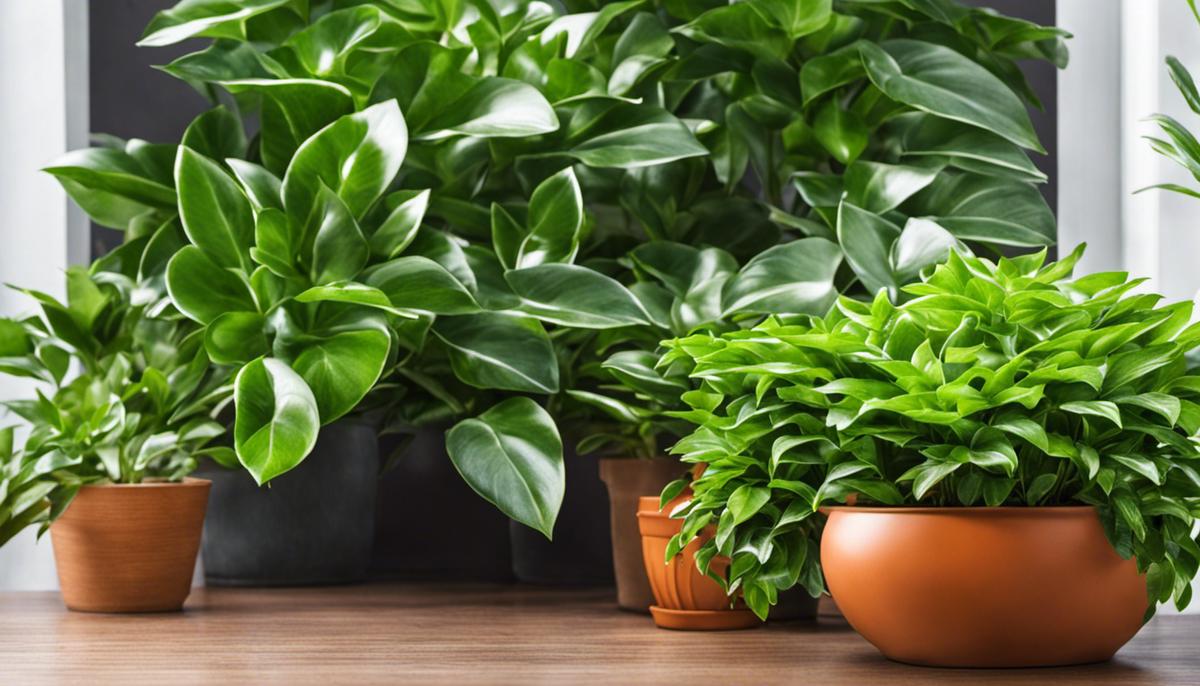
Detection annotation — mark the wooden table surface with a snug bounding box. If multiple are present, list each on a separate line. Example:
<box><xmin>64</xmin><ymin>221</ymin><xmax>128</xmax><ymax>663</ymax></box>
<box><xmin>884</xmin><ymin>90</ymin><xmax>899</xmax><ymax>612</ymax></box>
<box><xmin>1</xmin><ymin>583</ymin><xmax>1196</xmax><ymax>685</ymax></box>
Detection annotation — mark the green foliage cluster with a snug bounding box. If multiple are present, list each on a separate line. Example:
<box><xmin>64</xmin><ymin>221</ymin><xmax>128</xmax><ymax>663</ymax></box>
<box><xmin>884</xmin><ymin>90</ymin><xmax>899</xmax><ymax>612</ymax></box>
<box><xmin>19</xmin><ymin>0</ymin><xmax>1062</xmax><ymax>539</ymax></box>
<box><xmin>662</xmin><ymin>247</ymin><xmax>1200</xmax><ymax>618</ymax></box>
<box><xmin>0</xmin><ymin>268</ymin><xmax>230</xmax><ymax>545</ymax></box>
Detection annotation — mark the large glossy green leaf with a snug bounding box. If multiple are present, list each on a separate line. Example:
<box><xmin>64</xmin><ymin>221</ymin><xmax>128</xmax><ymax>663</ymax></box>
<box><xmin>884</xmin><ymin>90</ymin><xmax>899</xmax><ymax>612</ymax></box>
<box><xmin>721</xmin><ymin>238</ymin><xmax>842</xmax><ymax>315</ymax></box>
<box><xmin>516</xmin><ymin>167</ymin><xmax>584</xmax><ymax>268</ymax></box>
<box><xmin>283</xmin><ymin>99</ymin><xmax>408</xmax><ymax>226</ymax></box>
<box><xmin>204</xmin><ymin>311</ymin><xmax>269</xmax><ymax>364</ymax></box>
<box><xmin>181</xmin><ymin>106</ymin><xmax>247</xmax><ymax>162</ymax></box>
<box><xmin>909</xmin><ymin>173</ymin><xmax>1054</xmax><ymax>246</ymax></box>
<box><xmin>227</xmin><ymin>159</ymin><xmax>283</xmax><ymax>211</ymax></box>
<box><xmin>433</xmin><ymin>313</ymin><xmax>559</xmax><ymax>394</ymax></box>
<box><xmin>813</xmin><ymin>99</ymin><xmax>867</xmax><ymax>165</ymax></box>
<box><xmin>282</xmin><ymin>5</ymin><xmax>383</xmax><ymax>78</ymax></box>
<box><xmin>445</xmin><ymin>397</ymin><xmax>564</xmax><ymax>538</ymax></box>
<box><xmin>175</xmin><ymin>146</ymin><xmax>254</xmax><ymax>270</ymax></box>
<box><xmin>44</xmin><ymin>148</ymin><xmax>176</xmax><ymax>209</ymax></box>
<box><xmin>843</xmin><ymin>161</ymin><xmax>939</xmax><ymax>214</ymax></box>
<box><xmin>139</xmin><ymin>0</ymin><xmax>300</xmax><ymax>47</ymax></box>
<box><xmin>860</xmin><ymin>40</ymin><xmax>1042</xmax><ymax>151</ymax></box>
<box><xmin>901</xmin><ymin>115</ymin><xmax>1046</xmax><ymax>182</ymax></box>
<box><xmin>364</xmin><ymin>256</ymin><xmax>480</xmax><ymax>314</ymax></box>
<box><xmin>233</xmin><ymin>357</ymin><xmax>320</xmax><ymax>485</ymax></box>
<box><xmin>505</xmin><ymin>264</ymin><xmax>654</xmax><ymax>328</ymax></box>
<box><xmin>290</xmin><ymin>327</ymin><xmax>391</xmax><ymax>423</ymax></box>
<box><xmin>755</xmin><ymin>0</ymin><xmax>832</xmax><ymax>39</ymax></box>
<box><xmin>418</xmin><ymin>78</ymin><xmax>559</xmax><ymax>140</ymax></box>
<box><xmin>309</xmin><ymin>186</ymin><xmax>370</xmax><ymax>285</ymax></box>
<box><xmin>675</xmin><ymin>3</ymin><xmax>790</xmax><ymax>60</ymax></box>
<box><xmin>370</xmin><ymin>189</ymin><xmax>430</xmax><ymax>259</ymax></box>
<box><xmin>166</xmin><ymin>245</ymin><xmax>257</xmax><ymax>324</ymax></box>
<box><xmin>837</xmin><ymin>200</ymin><xmax>900</xmax><ymax>298</ymax></box>
<box><xmin>220</xmin><ymin>79</ymin><xmax>355</xmax><ymax>175</ymax></box>
<box><xmin>566</xmin><ymin>105</ymin><xmax>708</xmax><ymax>169</ymax></box>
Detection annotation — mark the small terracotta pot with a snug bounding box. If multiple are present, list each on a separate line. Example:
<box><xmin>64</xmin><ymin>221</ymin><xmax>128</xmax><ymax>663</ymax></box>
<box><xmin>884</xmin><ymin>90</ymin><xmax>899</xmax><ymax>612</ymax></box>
<box><xmin>51</xmin><ymin>478</ymin><xmax>210</xmax><ymax>613</ymax></box>
<box><xmin>821</xmin><ymin>506</ymin><xmax>1147</xmax><ymax>667</ymax></box>
<box><xmin>637</xmin><ymin>495</ymin><xmax>760</xmax><ymax>630</ymax></box>
<box><xmin>598</xmin><ymin>457</ymin><xmax>685</xmax><ymax>612</ymax></box>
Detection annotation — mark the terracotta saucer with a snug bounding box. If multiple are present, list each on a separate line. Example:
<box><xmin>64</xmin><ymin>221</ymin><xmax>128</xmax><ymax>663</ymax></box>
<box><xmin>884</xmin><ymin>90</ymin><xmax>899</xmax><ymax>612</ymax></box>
<box><xmin>649</xmin><ymin>606</ymin><xmax>763</xmax><ymax>631</ymax></box>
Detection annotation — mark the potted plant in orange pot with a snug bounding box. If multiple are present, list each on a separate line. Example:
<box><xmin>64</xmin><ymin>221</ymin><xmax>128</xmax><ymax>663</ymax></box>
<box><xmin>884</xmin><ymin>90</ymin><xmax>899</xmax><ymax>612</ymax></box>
<box><xmin>0</xmin><ymin>267</ymin><xmax>231</xmax><ymax>612</ymax></box>
<box><xmin>662</xmin><ymin>246</ymin><xmax>1200</xmax><ymax>667</ymax></box>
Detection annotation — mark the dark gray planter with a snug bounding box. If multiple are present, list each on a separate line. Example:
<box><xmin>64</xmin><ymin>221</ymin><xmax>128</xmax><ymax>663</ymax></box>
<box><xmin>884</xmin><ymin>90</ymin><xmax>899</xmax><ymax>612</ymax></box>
<box><xmin>198</xmin><ymin>420</ymin><xmax>380</xmax><ymax>586</ymax></box>
<box><xmin>370</xmin><ymin>426</ymin><xmax>513</xmax><ymax>581</ymax></box>
<box><xmin>509</xmin><ymin>449</ymin><xmax>614</xmax><ymax>586</ymax></box>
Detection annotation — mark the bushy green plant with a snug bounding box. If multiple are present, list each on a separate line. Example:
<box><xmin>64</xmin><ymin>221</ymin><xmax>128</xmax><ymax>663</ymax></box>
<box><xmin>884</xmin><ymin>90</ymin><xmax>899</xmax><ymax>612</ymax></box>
<box><xmin>0</xmin><ymin>267</ymin><xmax>231</xmax><ymax>546</ymax></box>
<box><xmin>662</xmin><ymin>247</ymin><xmax>1200</xmax><ymax>619</ymax></box>
<box><xmin>42</xmin><ymin>0</ymin><xmax>1065</xmax><ymax>538</ymax></box>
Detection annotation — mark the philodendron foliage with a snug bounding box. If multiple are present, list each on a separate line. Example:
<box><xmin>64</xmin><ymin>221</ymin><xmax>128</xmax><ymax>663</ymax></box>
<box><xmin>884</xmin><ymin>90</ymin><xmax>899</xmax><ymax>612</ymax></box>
<box><xmin>0</xmin><ymin>268</ymin><xmax>231</xmax><ymax>546</ymax></box>
<box><xmin>663</xmin><ymin>247</ymin><xmax>1200</xmax><ymax>619</ymax></box>
<box><xmin>43</xmin><ymin>0</ymin><xmax>1063</xmax><ymax>538</ymax></box>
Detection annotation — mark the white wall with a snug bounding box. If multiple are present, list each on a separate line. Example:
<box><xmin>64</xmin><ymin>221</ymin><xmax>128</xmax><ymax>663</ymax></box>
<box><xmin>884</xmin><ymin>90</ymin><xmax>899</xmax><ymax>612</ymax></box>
<box><xmin>0</xmin><ymin>0</ymin><xmax>89</xmax><ymax>591</ymax></box>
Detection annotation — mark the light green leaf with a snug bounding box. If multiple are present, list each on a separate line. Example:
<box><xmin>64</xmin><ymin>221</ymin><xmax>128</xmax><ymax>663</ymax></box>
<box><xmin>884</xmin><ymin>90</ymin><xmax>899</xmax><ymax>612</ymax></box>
<box><xmin>446</xmin><ymin>397</ymin><xmax>564</xmax><ymax>538</ymax></box>
<box><xmin>234</xmin><ymin>357</ymin><xmax>320</xmax><ymax>485</ymax></box>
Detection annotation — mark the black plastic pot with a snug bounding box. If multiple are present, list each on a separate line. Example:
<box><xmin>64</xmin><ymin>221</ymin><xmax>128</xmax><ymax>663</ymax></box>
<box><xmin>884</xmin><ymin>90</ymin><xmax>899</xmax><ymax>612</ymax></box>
<box><xmin>509</xmin><ymin>447</ymin><xmax>614</xmax><ymax>586</ymax></box>
<box><xmin>370</xmin><ymin>426</ymin><xmax>513</xmax><ymax>581</ymax></box>
<box><xmin>198</xmin><ymin>420</ymin><xmax>380</xmax><ymax>586</ymax></box>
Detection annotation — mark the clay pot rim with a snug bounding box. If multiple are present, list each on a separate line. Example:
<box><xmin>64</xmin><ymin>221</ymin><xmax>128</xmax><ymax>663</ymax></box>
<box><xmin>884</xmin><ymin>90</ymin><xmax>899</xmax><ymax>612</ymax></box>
<box><xmin>822</xmin><ymin>504</ymin><xmax>1098</xmax><ymax>516</ymax></box>
<box><xmin>80</xmin><ymin>477</ymin><xmax>211</xmax><ymax>490</ymax></box>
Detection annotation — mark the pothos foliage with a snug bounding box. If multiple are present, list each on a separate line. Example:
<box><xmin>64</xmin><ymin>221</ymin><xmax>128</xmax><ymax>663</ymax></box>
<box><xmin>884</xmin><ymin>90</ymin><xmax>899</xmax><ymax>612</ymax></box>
<box><xmin>662</xmin><ymin>247</ymin><xmax>1200</xmax><ymax>619</ymax></box>
<box><xmin>39</xmin><ymin>0</ymin><xmax>1064</xmax><ymax>537</ymax></box>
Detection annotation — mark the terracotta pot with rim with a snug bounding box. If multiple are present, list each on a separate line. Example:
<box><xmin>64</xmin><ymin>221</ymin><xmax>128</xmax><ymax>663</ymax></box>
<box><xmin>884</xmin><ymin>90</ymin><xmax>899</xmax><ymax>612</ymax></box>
<box><xmin>51</xmin><ymin>478</ymin><xmax>210</xmax><ymax>613</ymax></box>
<box><xmin>821</xmin><ymin>505</ymin><xmax>1147</xmax><ymax>668</ymax></box>
<box><xmin>637</xmin><ymin>495</ymin><xmax>761</xmax><ymax>630</ymax></box>
<box><xmin>598</xmin><ymin>457</ymin><xmax>686</xmax><ymax>612</ymax></box>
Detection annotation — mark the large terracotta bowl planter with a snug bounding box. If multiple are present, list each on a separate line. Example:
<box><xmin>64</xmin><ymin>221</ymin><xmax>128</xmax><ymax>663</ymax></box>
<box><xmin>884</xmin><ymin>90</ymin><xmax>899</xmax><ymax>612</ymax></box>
<box><xmin>51</xmin><ymin>478</ymin><xmax>210</xmax><ymax>613</ymax></box>
<box><xmin>599</xmin><ymin>457</ymin><xmax>685</xmax><ymax>612</ymax></box>
<box><xmin>637</xmin><ymin>496</ymin><xmax>760</xmax><ymax>630</ymax></box>
<box><xmin>821</xmin><ymin>506</ymin><xmax>1148</xmax><ymax>667</ymax></box>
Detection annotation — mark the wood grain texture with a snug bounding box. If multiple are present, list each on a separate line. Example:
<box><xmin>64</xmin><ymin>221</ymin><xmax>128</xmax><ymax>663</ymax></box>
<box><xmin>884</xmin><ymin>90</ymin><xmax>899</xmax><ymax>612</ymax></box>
<box><xmin>0</xmin><ymin>584</ymin><xmax>1197</xmax><ymax>685</ymax></box>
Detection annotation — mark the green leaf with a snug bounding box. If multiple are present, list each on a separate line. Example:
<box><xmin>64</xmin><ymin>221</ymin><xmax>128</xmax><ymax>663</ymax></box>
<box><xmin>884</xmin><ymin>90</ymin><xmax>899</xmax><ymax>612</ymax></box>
<box><xmin>1060</xmin><ymin>400</ymin><xmax>1123</xmax><ymax>427</ymax></box>
<box><xmin>282</xmin><ymin>99</ymin><xmax>408</xmax><ymax>226</ymax></box>
<box><xmin>675</xmin><ymin>4</ymin><xmax>790</xmax><ymax>60</ymax></box>
<box><xmin>175</xmin><ymin>146</ymin><xmax>254</xmax><ymax>270</ymax></box>
<box><xmin>566</xmin><ymin>105</ymin><xmax>708</xmax><ymax>169</ymax></box>
<box><xmin>844</xmin><ymin>161</ymin><xmax>939</xmax><ymax>214</ymax></box>
<box><xmin>446</xmin><ymin>398</ymin><xmax>564</xmax><ymax>539</ymax></box>
<box><xmin>505</xmin><ymin>264</ymin><xmax>653</xmax><ymax>329</ymax></box>
<box><xmin>139</xmin><ymin>0</ymin><xmax>300</xmax><ymax>47</ymax></box>
<box><xmin>837</xmin><ymin>200</ymin><xmax>900</xmax><ymax>298</ymax></box>
<box><xmin>370</xmin><ymin>190</ymin><xmax>430</xmax><ymax>259</ymax></box>
<box><xmin>721</xmin><ymin>238</ymin><xmax>842</xmax><ymax>315</ymax></box>
<box><xmin>909</xmin><ymin>173</ymin><xmax>1055</xmax><ymax>247</ymax></box>
<box><xmin>364</xmin><ymin>256</ymin><xmax>480</xmax><ymax>315</ymax></box>
<box><xmin>728</xmin><ymin>485</ymin><xmax>770</xmax><ymax>524</ymax></box>
<box><xmin>755</xmin><ymin>0</ymin><xmax>831</xmax><ymax>39</ymax></box>
<box><xmin>227</xmin><ymin>159</ymin><xmax>282</xmax><ymax>211</ymax></box>
<box><xmin>309</xmin><ymin>186</ymin><xmax>370</xmax><ymax>285</ymax></box>
<box><xmin>860</xmin><ymin>40</ymin><xmax>1042</xmax><ymax>151</ymax></box>
<box><xmin>166</xmin><ymin>245</ymin><xmax>257</xmax><ymax>324</ymax></box>
<box><xmin>291</xmin><ymin>327</ymin><xmax>391</xmax><ymax>423</ymax></box>
<box><xmin>220</xmin><ymin>79</ymin><xmax>355</xmax><ymax>174</ymax></box>
<box><xmin>517</xmin><ymin>168</ymin><xmax>584</xmax><ymax>269</ymax></box>
<box><xmin>233</xmin><ymin>357</ymin><xmax>320</xmax><ymax>485</ymax></box>
<box><xmin>813</xmin><ymin>98</ymin><xmax>867</xmax><ymax>165</ymax></box>
<box><xmin>204</xmin><ymin>311</ymin><xmax>268</xmax><ymax>364</ymax></box>
<box><xmin>294</xmin><ymin>282</ymin><xmax>415</xmax><ymax>317</ymax></box>
<box><xmin>181</xmin><ymin>106</ymin><xmax>246</xmax><ymax>162</ymax></box>
<box><xmin>902</xmin><ymin>115</ymin><xmax>1046</xmax><ymax>182</ymax></box>
<box><xmin>432</xmin><ymin>313</ymin><xmax>559</xmax><ymax>394</ymax></box>
<box><xmin>418</xmin><ymin>78</ymin><xmax>559</xmax><ymax>139</ymax></box>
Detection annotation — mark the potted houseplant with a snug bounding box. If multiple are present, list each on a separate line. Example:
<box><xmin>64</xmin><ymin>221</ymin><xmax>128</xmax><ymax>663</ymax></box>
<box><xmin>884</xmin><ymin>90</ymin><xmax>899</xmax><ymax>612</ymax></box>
<box><xmin>0</xmin><ymin>267</ymin><xmax>231</xmax><ymax>612</ymax></box>
<box><xmin>72</xmin><ymin>0</ymin><xmax>1064</xmax><ymax>587</ymax></box>
<box><xmin>662</xmin><ymin>246</ymin><xmax>1200</xmax><ymax>666</ymax></box>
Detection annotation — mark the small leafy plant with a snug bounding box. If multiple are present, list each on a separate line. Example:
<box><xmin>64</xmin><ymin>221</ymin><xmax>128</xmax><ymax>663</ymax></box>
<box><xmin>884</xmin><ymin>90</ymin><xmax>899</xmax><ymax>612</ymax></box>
<box><xmin>663</xmin><ymin>247</ymin><xmax>1200</xmax><ymax>619</ymax></box>
<box><xmin>0</xmin><ymin>267</ymin><xmax>231</xmax><ymax>546</ymax></box>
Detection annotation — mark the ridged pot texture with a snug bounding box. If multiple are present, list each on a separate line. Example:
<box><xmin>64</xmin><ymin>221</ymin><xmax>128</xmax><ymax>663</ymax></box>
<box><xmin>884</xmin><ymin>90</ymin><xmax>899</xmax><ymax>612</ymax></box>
<box><xmin>821</xmin><ymin>506</ymin><xmax>1148</xmax><ymax>668</ymax></box>
<box><xmin>51</xmin><ymin>478</ymin><xmax>210</xmax><ymax>613</ymax></box>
